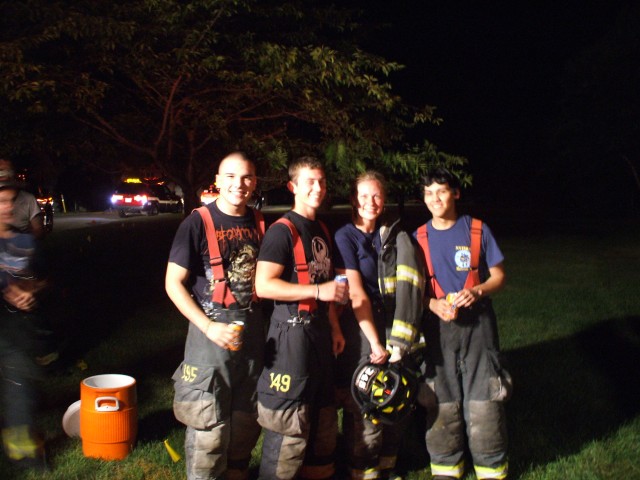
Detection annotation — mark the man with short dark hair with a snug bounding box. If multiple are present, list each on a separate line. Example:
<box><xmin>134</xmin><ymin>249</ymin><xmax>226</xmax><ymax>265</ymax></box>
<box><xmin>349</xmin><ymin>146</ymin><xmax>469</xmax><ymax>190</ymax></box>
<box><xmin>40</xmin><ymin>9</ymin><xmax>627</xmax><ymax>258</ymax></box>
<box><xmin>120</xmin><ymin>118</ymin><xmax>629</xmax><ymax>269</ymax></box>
<box><xmin>255</xmin><ymin>156</ymin><xmax>347</xmax><ymax>479</ymax></box>
<box><xmin>166</xmin><ymin>152</ymin><xmax>265</xmax><ymax>480</ymax></box>
<box><xmin>415</xmin><ymin>167</ymin><xmax>510</xmax><ymax>480</ymax></box>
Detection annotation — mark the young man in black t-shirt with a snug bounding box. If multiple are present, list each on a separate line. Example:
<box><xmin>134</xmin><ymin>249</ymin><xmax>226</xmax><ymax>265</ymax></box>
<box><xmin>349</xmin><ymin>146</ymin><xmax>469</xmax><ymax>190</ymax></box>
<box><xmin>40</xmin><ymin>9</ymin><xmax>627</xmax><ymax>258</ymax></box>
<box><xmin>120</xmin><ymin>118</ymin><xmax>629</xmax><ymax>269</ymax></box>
<box><xmin>166</xmin><ymin>152</ymin><xmax>264</xmax><ymax>480</ymax></box>
<box><xmin>255</xmin><ymin>157</ymin><xmax>347</xmax><ymax>480</ymax></box>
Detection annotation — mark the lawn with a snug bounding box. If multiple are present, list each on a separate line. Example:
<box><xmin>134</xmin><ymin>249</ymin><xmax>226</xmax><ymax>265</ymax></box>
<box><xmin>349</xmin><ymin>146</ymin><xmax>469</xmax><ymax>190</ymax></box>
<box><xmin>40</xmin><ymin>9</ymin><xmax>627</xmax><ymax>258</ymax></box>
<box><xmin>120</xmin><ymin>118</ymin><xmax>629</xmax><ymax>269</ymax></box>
<box><xmin>2</xmin><ymin>210</ymin><xmax>639</xmax><ymax>479</ymax></box>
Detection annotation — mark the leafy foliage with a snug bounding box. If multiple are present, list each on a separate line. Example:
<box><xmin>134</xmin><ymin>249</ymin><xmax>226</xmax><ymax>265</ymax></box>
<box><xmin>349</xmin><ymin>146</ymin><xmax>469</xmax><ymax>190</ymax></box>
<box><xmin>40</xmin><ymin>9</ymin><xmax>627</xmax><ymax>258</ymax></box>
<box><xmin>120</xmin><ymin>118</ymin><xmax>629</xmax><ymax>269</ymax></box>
<box><xmin>0</xmin><ymin>0</ymin><xmax>450</xmax><ymax>210</ymax></box>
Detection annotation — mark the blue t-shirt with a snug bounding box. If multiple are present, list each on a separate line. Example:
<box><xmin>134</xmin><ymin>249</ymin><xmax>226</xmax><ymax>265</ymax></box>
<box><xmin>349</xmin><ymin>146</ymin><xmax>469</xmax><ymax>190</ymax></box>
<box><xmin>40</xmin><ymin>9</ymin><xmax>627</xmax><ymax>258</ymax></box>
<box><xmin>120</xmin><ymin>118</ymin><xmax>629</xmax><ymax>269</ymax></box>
<box><xmin>0</xmin><ymin>231</ymin><xmax>37</xmax><ymax>289</ymax></box>
<box><xmin>414</xmin><ymin>215</ymin><xmax>504</xmax><ymax>295</ymax></box>
<box><xmin>333</xmin><ymin>222</ymin><xmax>383</xmax><ymax>305</ymax></box>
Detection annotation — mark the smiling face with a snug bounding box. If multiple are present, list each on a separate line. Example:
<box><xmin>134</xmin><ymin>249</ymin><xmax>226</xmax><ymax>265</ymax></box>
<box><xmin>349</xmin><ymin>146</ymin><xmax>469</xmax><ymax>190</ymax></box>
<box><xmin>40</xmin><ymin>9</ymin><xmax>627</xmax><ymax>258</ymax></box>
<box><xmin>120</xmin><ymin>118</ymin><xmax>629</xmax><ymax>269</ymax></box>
<box><xmin>422</xmin><ymin>181</ymin><xmax>459</xmax><ymax>221</ymax></box>
<box><xmin>354</xmin><ymin>179</ymin><xmax>385</xmax><ymax>224</ymax></box>
<box><xmin>289</xmin><ymin>167</ymin><xmax>326</xmax><ymax>218</ymax></box>
<box><xmin>215</xmin><ymin>154</ymin><xmax>257</xmax><ymax>215</ymax></box>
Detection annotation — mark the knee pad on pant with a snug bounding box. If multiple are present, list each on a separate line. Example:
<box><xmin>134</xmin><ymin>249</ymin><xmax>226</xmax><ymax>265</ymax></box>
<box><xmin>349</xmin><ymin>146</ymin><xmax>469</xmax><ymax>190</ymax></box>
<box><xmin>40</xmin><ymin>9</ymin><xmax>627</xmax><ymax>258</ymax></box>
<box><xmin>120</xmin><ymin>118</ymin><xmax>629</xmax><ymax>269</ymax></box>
<box><xmin>425</xmin><ymin>401</ymin><xmax>465</xmax><ymax>458</ymax></box>
<box><xmin>260</xmin><ymin>429</ymin><xmax>307</xmax><ymax>480</ymax></box>
<box><xmin>185</xmin><ymin>425</ymin><xmax>229</xmax><ymax>480</ymax></box>
<box><xmin>467</xmin><ymin>400</ymin><xmax>508</xmax><ymax>466</ymax></box>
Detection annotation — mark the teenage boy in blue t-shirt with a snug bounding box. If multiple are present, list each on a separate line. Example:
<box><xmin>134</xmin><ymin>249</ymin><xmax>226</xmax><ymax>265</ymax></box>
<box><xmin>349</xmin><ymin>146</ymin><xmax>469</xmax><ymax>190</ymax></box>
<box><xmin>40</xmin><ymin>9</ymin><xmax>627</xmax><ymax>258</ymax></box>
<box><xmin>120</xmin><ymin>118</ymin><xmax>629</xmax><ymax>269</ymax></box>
<box><xmin>415</xmin><ymin>167</ymin><xmax>511</xmax><ymax>480</ymax></box>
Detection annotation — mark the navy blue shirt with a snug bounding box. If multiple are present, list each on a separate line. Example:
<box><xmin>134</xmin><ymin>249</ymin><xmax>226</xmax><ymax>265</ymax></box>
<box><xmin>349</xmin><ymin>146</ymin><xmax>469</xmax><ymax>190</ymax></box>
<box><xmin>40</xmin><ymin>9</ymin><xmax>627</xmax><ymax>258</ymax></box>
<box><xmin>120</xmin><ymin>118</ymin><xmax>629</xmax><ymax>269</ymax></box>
<box><xmin>414</xmin><ymin>215</ymin><xmax>504</xmax><ymax>295</ymax></box>
<box><xmin>333</xmin><ymin>222</ymin><xmax>383</xmax><ymax>305</ymax></box>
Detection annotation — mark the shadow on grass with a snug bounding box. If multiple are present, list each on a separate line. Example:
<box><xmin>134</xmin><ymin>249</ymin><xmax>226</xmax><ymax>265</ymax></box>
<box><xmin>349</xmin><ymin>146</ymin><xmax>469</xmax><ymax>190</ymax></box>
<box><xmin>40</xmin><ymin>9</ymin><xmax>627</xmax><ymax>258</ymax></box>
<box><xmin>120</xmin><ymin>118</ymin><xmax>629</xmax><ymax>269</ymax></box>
<box><xmin>505</xmin><ymin>316</ymin><xmax>640</xmax><ymax>476</ymax></box>
<box><xmin>391</xmin><ymin>316</ymin><xmax>640</xmax><ymax>478</ymax></box>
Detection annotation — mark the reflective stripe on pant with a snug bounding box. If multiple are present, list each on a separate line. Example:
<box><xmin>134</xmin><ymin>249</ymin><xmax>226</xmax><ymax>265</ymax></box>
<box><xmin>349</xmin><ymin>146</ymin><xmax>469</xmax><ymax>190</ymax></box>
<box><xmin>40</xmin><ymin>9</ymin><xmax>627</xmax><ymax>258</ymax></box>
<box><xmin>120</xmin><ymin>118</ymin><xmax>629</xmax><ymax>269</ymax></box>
<box><xmin>423</xmin><ymin>300</ymin><xmax>509</xmax><ymax>478</ymax></box>
<box><xmin>174</xmin><ymin>307</ymin><xmax>264</xmax><ymax>480</ymax></box>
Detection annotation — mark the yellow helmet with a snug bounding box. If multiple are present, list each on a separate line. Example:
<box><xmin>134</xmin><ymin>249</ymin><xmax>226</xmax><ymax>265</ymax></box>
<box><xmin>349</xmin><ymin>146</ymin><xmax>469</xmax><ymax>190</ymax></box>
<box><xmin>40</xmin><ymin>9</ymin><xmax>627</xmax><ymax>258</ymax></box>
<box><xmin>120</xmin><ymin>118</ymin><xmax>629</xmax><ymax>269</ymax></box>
<box><xmin>351</xmin><ymin>361</ymin><xmax>419</xmax><ymax>425</ymax></box>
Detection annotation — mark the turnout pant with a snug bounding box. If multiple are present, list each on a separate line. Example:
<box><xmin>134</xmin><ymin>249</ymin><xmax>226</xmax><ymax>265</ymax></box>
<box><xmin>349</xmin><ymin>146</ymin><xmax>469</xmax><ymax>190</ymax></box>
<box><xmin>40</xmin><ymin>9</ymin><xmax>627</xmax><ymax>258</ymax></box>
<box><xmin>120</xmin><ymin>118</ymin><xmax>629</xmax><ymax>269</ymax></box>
<box><xmin>422</xmin><ymin>300</ymin><xmax>511</xmax><ymax>480</ymax></box>
<box><xmin>173</xmin><ymin>307</ymin><xmax>264</xmax><ymax>480</ymax></box>
<box><xmin>257</xmin><ymin>312</ymin><xmax>337</xmax><ymax>480</ymax></box>
<box><xmin>336</xmin><ymin>304</ymin><xmax>406</xmax><ymax>479</ymax></box>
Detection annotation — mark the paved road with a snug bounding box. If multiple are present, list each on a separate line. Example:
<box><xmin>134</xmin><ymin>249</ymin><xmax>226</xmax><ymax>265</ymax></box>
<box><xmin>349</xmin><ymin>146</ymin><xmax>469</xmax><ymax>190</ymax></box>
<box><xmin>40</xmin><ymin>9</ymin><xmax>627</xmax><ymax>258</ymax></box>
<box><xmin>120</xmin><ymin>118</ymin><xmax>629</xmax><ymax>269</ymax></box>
<box><xmin>50</xmin><ymin>210</ymin><xmax>168</xmax><ymax>232</ymax></box>
<box><xmin>49</xmin><ymin>205</ymin><xmax>297</xmax><ymax>232</ymax></box>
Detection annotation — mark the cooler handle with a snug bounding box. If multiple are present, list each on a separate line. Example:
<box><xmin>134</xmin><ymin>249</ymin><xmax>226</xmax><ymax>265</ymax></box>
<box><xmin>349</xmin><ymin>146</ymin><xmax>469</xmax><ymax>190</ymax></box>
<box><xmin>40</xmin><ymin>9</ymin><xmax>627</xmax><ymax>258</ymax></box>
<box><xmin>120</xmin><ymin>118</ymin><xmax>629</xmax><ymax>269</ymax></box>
<box><xmin>95</xmin><ymin>396</ymin><xmax>120</xmax><ymax>412</ymax></box>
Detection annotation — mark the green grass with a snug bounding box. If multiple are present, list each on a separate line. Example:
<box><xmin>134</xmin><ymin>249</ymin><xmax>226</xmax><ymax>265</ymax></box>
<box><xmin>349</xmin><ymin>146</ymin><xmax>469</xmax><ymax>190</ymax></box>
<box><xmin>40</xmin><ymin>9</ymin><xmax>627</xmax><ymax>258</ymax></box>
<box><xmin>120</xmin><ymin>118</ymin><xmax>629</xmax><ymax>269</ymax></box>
<box><xmin>2</xmin><ymin>213</ymin><xmax>639</xmax><ymax>479</ymax></box>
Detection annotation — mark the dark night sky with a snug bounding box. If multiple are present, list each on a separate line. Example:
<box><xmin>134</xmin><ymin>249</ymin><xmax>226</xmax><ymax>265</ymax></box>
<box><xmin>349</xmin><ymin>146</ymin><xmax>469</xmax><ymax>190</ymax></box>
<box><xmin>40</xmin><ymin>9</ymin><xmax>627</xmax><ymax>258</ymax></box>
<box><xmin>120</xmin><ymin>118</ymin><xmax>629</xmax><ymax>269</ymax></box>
<box><xmin>356</xmin><ymin>0</ymin><xmax>635</xmax><ymax>211</ymax></box>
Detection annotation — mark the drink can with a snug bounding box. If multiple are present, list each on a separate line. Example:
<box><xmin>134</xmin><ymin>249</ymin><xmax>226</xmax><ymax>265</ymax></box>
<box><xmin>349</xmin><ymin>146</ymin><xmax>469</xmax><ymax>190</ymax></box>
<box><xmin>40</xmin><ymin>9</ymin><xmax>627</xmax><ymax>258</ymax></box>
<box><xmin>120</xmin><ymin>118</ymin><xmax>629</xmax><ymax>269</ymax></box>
<box><xmin>334</xmin><ymin>274</ymin><xmax>349</xmax><ymax>305</ymax></box>
<box><xmin>445</xmin><ymin>292</ymin><xmax>459</xmax><ymax>320</ymax></box>
<box><xmin>228</xmin><ymin>321</ymin><xmax>244</xmax><ymax>351</ymax></box>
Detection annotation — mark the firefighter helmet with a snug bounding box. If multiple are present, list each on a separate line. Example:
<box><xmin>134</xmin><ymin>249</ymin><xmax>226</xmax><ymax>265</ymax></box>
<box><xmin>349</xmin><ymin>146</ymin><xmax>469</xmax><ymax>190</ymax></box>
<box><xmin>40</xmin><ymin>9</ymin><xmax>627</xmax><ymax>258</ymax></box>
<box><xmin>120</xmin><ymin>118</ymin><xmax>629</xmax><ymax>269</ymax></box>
<box><xmin>351</xmin><ymin>361</ymin><xmax>419</xmax><ymax>425</ymax></box>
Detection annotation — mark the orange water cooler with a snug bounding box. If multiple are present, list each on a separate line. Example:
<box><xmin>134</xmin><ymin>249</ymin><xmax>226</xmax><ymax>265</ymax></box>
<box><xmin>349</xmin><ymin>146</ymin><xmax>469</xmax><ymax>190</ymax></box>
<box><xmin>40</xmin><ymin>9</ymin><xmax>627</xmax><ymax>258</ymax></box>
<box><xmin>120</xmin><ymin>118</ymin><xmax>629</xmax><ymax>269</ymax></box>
<box><xmin>80</xmin><ymin>374</ymin><xmax>138</xmax><ymax>460</ymax></box>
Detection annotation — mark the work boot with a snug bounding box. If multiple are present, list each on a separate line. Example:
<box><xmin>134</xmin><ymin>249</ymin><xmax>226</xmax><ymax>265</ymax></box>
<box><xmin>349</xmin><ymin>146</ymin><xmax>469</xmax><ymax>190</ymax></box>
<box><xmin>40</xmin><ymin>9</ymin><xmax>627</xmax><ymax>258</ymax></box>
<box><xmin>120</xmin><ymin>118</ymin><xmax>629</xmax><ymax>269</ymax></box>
<box><xmin>2</xmin><ymin>425</ymin><xmax>47</xmax><ymax>471</ymax></box>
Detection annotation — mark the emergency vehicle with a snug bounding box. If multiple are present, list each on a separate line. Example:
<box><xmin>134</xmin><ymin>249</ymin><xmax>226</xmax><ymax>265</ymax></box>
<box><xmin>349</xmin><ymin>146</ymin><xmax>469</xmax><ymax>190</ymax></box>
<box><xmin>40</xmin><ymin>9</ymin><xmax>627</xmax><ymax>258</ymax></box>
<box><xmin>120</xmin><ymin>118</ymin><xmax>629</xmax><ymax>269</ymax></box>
<box><xmin>111</xmin><ymin>178</ymin><xmax>183</xmax><ymax>218</ymax></box>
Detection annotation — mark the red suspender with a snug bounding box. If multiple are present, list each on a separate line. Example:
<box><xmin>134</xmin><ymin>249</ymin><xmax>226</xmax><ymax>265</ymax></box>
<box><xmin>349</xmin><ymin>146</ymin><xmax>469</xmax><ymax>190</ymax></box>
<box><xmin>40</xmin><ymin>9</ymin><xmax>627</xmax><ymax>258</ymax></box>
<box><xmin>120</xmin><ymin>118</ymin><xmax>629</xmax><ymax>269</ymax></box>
<box><xmin>417</xmin><ymin>218</ymin><xmax>483</xmax><ymax>299</ymax></box>
<box><xmin>274</xmin><ymin>217</ymin><xmax>331</xmax><ymax>316</ymax></box>
<box><xmin>465</xmin><ymin>218</ymin><xmax>482</xmax><ymax>290</ymax></box>
<box><xmin>195</xmin><ymin>206</ymin><xmax>265</xmax><ymax>308</ymax></box>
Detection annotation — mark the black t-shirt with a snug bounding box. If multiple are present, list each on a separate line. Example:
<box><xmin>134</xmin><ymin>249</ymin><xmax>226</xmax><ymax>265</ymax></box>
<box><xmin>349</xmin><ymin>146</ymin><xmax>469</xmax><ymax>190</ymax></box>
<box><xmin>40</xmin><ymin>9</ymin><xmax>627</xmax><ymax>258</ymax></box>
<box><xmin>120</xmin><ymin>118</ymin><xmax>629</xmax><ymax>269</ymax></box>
<box><xmin>168</xmin><ymin>202</ymin><xmax>261</xmax><ymax>314</ymax></box>
<box><xmin>258</xmin><ymin>211</ymin><xmax>333</xmax><ymax>313</ymax></box>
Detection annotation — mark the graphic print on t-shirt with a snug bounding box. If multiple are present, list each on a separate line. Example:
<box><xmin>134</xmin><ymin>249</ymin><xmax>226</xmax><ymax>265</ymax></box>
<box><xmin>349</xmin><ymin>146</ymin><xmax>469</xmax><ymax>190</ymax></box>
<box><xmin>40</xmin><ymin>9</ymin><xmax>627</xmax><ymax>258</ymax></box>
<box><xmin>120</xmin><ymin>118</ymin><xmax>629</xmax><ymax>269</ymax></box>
<box><xmin>455</xmin><ymin>246</ymin><xmax>471</xmax><ymax>271</ymax></box>
<box><xmin>309</xmin><ymin>235</ymin><xmax>331</xmax><ymax>284</ymax></box>
<box><xmin>202</xmin><ymin>223</ymin><xmax>260</xmax><ymax>310</ymax></box>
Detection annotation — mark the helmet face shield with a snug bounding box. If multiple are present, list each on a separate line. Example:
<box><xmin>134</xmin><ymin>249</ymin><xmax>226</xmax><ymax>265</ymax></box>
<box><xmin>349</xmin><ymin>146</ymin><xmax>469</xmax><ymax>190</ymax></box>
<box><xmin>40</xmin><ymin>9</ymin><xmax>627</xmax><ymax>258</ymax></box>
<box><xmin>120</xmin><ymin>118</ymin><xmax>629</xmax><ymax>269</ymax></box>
<box><xmin>351</xmin><ymin>361</ymin><xmax>419</xmax><ymax>425</ymax></box>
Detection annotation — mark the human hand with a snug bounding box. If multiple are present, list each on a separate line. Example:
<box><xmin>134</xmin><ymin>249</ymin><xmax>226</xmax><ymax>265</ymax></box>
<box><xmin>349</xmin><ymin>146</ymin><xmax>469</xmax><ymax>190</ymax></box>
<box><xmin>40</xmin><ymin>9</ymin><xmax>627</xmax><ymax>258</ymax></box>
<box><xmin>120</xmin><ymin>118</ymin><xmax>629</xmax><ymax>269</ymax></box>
<box><xmin>318</xmin><ymin>280</ymin><xmax>349</xmax><ymax>304</ymax></box>
<box><xmin>369</xmin><ymin>342</ymin><xmax>389</xmax><ymax>364</ymax></box>
<box><xmin>430</xmin><ymin>297</ymin><xmax>456</xmax><ymax>322</ymax></box>
<box><xmin>3</xmin><ymin>284</ymin><xmax>38</xmax><ymax>312</ymax></box>
<box><xmin>331</xmin><ymin>328</ymin><xmax>345</xmax><ymax>356</ymax></box>
<box><xmin>205</xmin><ymin>321</ymin><xmax>240</xmax><ymax>349</ymax></box>
<box><xmin>453</xmin><ymin>288</ymin><xmax>482</xmax><ymax>308</ymax></box>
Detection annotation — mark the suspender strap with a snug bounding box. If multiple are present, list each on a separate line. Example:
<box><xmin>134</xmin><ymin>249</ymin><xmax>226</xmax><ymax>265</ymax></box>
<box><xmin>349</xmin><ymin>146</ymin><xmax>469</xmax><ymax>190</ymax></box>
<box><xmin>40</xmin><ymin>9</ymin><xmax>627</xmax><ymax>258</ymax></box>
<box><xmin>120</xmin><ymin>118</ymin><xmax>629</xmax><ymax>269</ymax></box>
<box><xmin>274</xmin><ymin>217</ymin><xmax>326</xmax><ymax>315</ymax></box>
<box><xmin>464</xmin><ymin>218</ymin><xmax>482</xmax><ymax>290</ymax></box>
<box><xmin>195</xmin><ymin>205</ymin><xmax>266</xmax><ymax>308</ymax></box>
<box><xmin>416</xmin><ymin>224</ymin><xmax>445</xmax><ymax>299</ymax></box>
<box><xmin>416</xmin><ymin>218</ymin><xmax>483</xmax><ymax>299</ymax></box>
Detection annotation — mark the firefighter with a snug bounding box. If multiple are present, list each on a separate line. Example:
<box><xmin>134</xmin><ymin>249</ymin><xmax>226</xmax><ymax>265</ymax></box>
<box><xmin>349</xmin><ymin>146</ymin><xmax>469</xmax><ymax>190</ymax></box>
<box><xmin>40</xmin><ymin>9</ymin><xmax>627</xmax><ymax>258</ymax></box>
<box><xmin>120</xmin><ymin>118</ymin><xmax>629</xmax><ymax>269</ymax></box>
<box><xmin>333</xmin><ymin>171</ymin><xmax>425</xmax><ymax>480</ymax></box>
<box><xmin>414</xmin><ymin>167</ymin><xmax>511</xmax><ymax>480</ymax></box>
<box><xmin>254</xmin><ymin>156</ymin><xmax>347</xmax><ymax>480</ymax></box>
<box><xmin>165</xmin><ymin>152</ymin><xmax>265</xmax><ymax>480</ymax></box>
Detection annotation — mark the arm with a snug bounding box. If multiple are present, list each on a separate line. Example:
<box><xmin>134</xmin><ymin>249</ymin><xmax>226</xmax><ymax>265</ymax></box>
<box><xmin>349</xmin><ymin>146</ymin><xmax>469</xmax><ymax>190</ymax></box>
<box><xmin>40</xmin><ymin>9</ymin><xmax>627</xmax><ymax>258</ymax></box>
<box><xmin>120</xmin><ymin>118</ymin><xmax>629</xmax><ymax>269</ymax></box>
<box><xmin>29</xmin><ymin>213</ymin><xmax>45</xmax><ymax>239</ymax></box>
<box><xmin>338</xmin><ymin>267</ymin><xmax>388</xmax><ymax>364</ymax></box>
<box><xmin>454</xmin><ymin>262</ymin><xmax>506</xmax><ymax>308</ymax></box>
<box><xmin>328</xmin><ymin>302</ymin><xmax>345</xmax><ymax>356</ymax></box>
<box><xmin>165</xmin><ymin>262</ymin><xmax>238</xmax><ymax>348</ymax></box>
<box><xmin>255</xmin><ymin>260</ymin><xmax>347</xmax><ymax>303</ymax></box>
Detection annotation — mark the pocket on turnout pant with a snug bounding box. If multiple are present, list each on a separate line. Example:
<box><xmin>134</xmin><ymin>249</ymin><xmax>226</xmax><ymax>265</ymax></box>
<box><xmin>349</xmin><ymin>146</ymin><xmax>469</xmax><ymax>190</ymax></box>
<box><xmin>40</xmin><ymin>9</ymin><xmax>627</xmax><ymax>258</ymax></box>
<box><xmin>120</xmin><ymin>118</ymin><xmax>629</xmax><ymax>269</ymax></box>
<box><xmin>172</xmin><ymin>362</ymin><xmax>221</xmax><ymax>429</ymax></box>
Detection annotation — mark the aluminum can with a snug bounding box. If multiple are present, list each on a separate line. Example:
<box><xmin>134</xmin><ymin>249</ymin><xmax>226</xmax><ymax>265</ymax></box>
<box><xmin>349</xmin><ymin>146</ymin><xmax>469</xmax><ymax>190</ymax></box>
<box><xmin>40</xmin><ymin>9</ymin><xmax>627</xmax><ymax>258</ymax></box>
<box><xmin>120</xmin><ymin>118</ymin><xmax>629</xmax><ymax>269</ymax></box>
<box><xmin>445</xmin><ymin>292</ymin><xmax>459</xmax><ymax>320</ymax></box>
<box><xmin>334</xmin><ymin>274</ymin><xmax>349</xmax><ymax>305</ymax></box>
<box><xmin>228</xmin><ymin>321</ymin><xmax>245</xmax><ymax>351</ymax></box>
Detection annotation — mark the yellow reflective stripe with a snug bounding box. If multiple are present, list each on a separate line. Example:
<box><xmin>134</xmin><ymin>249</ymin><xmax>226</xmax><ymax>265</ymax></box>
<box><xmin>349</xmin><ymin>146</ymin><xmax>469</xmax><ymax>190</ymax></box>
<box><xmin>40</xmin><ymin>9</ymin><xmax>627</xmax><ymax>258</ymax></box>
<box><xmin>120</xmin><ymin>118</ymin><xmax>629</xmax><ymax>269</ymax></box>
<box><xmin>350</xmin><ymin>467</ymin><xmax>381</xmax><ymax>479</ymax></box>
<box><xmin>397</xmin><ymin>264</ymin><xmax>422</xmax><ymax>287</ymax></box>
<box><xmin>378</xmin><ymin>455</ymin><xmax>397</xmax><ymax>470</ymax></box>
<box><xmin>382</xmin><ymin>276</ymin><xmax>397</xmax><ymax>294</ymax></box>
<box><xmin>390</xmin><ymin>320</ymin><xmax>417</xmax><ymax>341</ymax></box>
<box><xmin>431</xmin><ymin>461</ymin><xmax>465</xmax><ymax>478</ymax></box>
<box><xmin>474</xmin><ymin>462</ymin><xmax>509</xmax><ymax>479</ymax></box>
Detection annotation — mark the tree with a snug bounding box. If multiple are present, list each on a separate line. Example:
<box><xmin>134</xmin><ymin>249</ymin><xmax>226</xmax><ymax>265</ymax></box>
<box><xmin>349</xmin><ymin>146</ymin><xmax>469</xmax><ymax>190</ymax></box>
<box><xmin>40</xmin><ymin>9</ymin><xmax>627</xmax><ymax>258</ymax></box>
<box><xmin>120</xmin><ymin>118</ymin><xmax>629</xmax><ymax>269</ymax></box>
<box><xmin>0</xmin><ymin>0</ymin><xmax>439</xmax><ymax>212</ymax></box>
